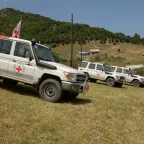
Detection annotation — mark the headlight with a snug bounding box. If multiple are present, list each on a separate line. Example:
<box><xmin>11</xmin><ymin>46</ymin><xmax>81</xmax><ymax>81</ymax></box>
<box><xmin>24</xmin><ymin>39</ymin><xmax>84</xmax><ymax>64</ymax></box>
<box><xmin>64</xmin><ymin>72</ymin><xmax>76</xmax><ymax>80</ymax></box>
<box><xmin>140</xmin><ymin>78</ymin><xmax>144</xmax><ymax>81</ymax></box>
<box><xmin>115</xmin><ymin>75</ymin><xmax>120</xmax><ymax>79</ymax></box>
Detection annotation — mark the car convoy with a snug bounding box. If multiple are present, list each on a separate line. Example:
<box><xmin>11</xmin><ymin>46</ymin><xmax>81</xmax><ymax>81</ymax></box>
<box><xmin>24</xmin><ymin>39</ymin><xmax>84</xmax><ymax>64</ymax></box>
<box><xmin>78</xmin><ymin>61</ymin><xmax>144</xmax><ymax>88</ymax></box>
<box><xmin>0</xmin><ymin>35</ymin><xmax>144</xmax><ymax>103</ymax></box>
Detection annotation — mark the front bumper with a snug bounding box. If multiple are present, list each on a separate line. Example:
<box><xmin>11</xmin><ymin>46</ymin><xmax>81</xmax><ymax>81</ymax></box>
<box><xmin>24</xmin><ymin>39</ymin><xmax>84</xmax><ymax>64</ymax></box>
<box><xmin>62</xmin><ymin>81</ymin><xmax>89</xmax><ymax>94</ymax></box>
<box><xmin>115</xmin><ymin>79</ymin><xmax>125</xmax><ymax>84</ymax></box>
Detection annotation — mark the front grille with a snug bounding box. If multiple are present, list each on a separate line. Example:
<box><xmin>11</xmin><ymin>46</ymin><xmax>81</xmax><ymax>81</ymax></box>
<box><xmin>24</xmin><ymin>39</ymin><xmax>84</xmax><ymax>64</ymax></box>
<box><xmin>120</xmin><ymin>76</ymin><xmax>125</xmax><ymax>80</ymax></box>
<box><xmin>76</xmin><ymin>75</ymin><xmax>86</xmax><ymax>82</ymax></box>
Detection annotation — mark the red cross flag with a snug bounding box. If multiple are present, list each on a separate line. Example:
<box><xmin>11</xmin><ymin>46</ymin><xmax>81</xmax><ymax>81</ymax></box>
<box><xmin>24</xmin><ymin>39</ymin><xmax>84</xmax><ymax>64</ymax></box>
<box><xmin>12</xmin><ymin>20</ymin><xmax>22</xmax><ymax>38</ymax></box>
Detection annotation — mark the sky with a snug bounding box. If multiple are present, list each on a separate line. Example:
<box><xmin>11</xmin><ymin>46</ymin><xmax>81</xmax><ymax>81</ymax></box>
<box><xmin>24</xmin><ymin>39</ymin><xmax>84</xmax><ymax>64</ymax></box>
<box><xmin>1</xmin><ymin>0</ymin><xmax>144</xmax><ymax>37</ymax></box>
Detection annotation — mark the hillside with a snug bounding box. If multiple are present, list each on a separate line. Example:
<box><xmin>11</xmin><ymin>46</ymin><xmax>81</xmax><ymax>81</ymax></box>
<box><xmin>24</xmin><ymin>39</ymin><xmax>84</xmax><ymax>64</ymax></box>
<box><xmin>52</xmin><ymin>41</ymin><xmax>144</xmax><ymax>67</ymax></box>
<box><xmin>0</xmin><ymin>8</ymin><xmax>144</xmax><ymax>45</ymax></box>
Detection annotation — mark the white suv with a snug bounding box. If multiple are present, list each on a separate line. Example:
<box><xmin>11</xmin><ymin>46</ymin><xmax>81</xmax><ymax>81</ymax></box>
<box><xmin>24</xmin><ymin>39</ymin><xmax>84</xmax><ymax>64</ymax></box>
<box><xmin>78</xmin><ymin>61</ymin><xmax>125</xmax><ymax>87</ymax></box>
<box><xmin>0</xmin><ymin>35</ymin><xmax>89</xmax><ymax>102</ymax></box>
<box><xmin>109</xmin><ymin>66</ymin><xmax>144</xmax><ymax>87</ymax></box>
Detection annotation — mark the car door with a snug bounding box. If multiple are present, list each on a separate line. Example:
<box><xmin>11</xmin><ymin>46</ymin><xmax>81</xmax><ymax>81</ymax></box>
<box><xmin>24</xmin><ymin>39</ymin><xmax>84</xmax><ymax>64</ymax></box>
<box><xmin>0</xmin><ymin>39</ymin><xmax>13</xmax><ymax>77</ymax></box>
<box><xmin>123</xmin><ymin>69</ymin><xmax>132</xmax><ymax>83</ymax></box>
<box><xmin>7</xmin><ymin>41</ymin><xmax>35</xmax><ymax>84</ymax></box>
<box><xmin>95</xmin><ymin>64</ymin><xmax>105</xmax><ymax>80</ymax></box>
<box><xmin>87</xmin><ymin>63</ymin><xmax>97</xmax><ymax>79</ymax></box>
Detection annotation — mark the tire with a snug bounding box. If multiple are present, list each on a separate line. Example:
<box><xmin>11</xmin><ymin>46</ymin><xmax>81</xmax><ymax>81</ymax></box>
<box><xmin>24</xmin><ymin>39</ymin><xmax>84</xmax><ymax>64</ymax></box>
<box><xmin>90</xmin><ymin>78</ymin><xmax>97</xmax><ymax>83</ymax></box>
<box><xmin>132</xmin><ymin>80</ymin><xmax>140</xmax><ymax>87</ymax></box>
<box><xmin>63</xmin><ymin>91</ymin><xmax>79</xmax><ymax>100</ymax></box>
<box><xmin>3</xmin><ymin>79</ymin><xmax>18</xmax><ymax>86</ymax></box>
<box><xmin>39</xmin><ymin>79</ymin><xmax>62</xmax><ymax>103</ymax></box>
<box><xmin>106</xmin><ymin>78</ymin><xmax>115</xmax><ymax>87</ymax></box>
<box><xmin>84</xmin><ymin>73</ymin><xmax>89</xmax><ymax>81</ymax></box>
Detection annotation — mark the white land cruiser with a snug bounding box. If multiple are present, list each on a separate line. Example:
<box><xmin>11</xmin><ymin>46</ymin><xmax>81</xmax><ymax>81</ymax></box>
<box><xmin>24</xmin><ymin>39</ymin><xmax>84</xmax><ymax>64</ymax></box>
<box><xmin>0</xmin><ymin>35</ymin><xmax>89</xmax><ymax>102</ymax></box>
<box><xmin>109</xmin><ymin>66</ymin><xmax>144</xmax><ymax>87</ymax></box>
<box><xmin>78</xmin><ymin>61</ymin><xmax>125</xmax><ymax>87</ymax></box>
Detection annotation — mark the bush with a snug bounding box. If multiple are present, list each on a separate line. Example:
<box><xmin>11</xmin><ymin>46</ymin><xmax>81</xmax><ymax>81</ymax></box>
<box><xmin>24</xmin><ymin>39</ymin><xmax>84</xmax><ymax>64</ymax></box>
<box><xmin>136</xmin><ymin>68</ymin><xmax>144</xmax><ymax>76</ymax></box>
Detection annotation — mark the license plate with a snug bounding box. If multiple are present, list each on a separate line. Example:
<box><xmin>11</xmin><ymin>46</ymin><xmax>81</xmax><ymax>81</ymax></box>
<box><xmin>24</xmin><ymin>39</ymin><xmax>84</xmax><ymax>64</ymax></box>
<box><xmin>83</xmin><ymin>82</ymin><xmax>89</xmax><ymax>96</ymax></box>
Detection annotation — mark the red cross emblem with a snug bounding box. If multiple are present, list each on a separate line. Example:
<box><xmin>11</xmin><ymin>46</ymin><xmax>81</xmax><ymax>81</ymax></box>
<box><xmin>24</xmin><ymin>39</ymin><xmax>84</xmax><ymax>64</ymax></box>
<box><xmin>16</xmin><ymin>65</ymin><xmax>22</xmax><ymax>73</ymax></box>
<box><xmin>97</xmin><ymin>74</ymin><xmax>100</xmax><ymax>77</ymax></box>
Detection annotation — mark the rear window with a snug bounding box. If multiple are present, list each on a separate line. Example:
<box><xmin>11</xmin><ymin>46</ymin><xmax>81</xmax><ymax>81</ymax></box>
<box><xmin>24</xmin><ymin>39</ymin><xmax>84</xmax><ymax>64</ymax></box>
<box><xmin>0</xmin><ymin>39</ymin><xmax>12</xmax><ymax>54</ymax></box>
<box><xmin>79</xmin><ymin>62</ymin><xmax>88</xmax><ymax>68</ymax></box>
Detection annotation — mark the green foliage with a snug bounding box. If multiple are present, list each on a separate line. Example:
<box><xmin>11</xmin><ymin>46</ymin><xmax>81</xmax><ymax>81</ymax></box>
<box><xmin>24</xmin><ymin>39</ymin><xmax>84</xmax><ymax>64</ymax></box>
<box><xmin>0</xmin><ymin>8</ymin><xmax>144</xmax><ymax>45</ymax></box>
<box><xmin>136</xmin><ymin>68</ymin><xmax>144</xmax><ymax>76</ymax></box>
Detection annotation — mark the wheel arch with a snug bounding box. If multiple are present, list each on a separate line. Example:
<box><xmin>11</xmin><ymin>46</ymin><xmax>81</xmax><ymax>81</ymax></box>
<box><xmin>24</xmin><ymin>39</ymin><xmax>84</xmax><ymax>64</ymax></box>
<box><xmin>35</xmin><ymin>73</ymin><xmax>61</xmax><ymax>90</ymax></box>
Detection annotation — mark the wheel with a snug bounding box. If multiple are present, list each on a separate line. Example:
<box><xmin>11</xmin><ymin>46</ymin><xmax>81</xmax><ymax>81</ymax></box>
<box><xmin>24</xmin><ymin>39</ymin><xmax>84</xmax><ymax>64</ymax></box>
<box><xmin>84</xmin><ymin>73</ymin><xmax>89</xmax><ymax>81</ymax></box>
<box><xmin>90</xmin><ymin>78</ymin><xmax>97</xmax><ymax>83</ymax></box>
<box><xmin>115</xmin><ymin>83</ymin><xmax>123</xmax><ymax>88</ymax></box>
<box><xmin>106</xmin><ymin>78</ymin><xmax>115</xmax><ymax>87</ymax></box>
<box><xmin>132</xmin><ymin>80</ymin><xmax>140</xmax><ymax>87</ymax></box>
<box><xmin>63</xmin><ymin>91</ymin><xmax>79</xmax><ymax>100</ymax></box>
<box><xmin>39</xmin><ymin>79</ymin><xmax>62</xmax><ymax>103</ymax></box>
<box><xmin>3</xmin><ymin>79</ymin><xmax>18</xmax><ymax>86</ymax></box>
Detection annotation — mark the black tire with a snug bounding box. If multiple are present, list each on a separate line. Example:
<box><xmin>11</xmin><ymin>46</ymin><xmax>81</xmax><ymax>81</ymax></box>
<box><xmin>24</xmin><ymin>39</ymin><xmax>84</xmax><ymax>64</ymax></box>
<box><xmin>63</xmin><ymin>91</ymin><xmax>79</xmax><ymax>100</ymax></box>
<box><xmin>132</xmin><ymin>80</ymin><xmax>140</xmax><ymax>87</ymax></box>
<box><xmin>84</xmin><ymin>73</ymin><xmax>89</xmax><ymax>81</ymax></box>
<box><xmin>3</xmin><ymin>79</ymin><xmax>18</xmax><ymax>86</ymax></box>
<box><xmin>90</xmin><ymin>78</ymin><xmax>97</xmax><ymax>83</ymax></box>
<box><xmin>106</xmin><ymin>78</ymin><xmax>115</xmax><ymax>87</ymax></box>
<box><xmin>39</xmin><ymin>79</ymin><xmax>62</xmax><ymax>103</ymax></box>
<box><xmin>115</xmin><ymin>83</ymin><xmax>123</xmax><ymax>88</ymax></box>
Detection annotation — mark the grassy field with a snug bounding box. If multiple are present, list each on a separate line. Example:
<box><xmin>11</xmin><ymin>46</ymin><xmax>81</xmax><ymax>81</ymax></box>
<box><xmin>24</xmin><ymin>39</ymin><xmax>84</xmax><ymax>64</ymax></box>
<box><xmin>0</xmin><ymin>81</ymin><xmax>144</xmax><ymax>144</ymax></box>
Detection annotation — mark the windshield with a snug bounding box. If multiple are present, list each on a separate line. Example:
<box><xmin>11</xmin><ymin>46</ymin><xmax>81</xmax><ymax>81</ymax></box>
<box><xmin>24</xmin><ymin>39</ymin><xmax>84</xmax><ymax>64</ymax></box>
<box><xmin>104</xmin><ymin>65</ymin><xmax>116</xmax><ymax>72</ymax></box>
<box><xmin>34</xmin><ymin>44</ymin><xmax>55</xmax><ymax>62</ymax></box>
<box><xmin>130</xmin><ymin>70</ymin><xmax>137</xmax><ymax>75</ymax></box>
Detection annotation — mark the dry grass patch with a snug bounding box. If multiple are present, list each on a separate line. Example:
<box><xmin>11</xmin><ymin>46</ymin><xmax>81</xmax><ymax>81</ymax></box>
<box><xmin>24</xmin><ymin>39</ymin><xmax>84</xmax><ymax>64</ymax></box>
<box><xmin>0</xmin><ymin>81</ymin><xmax>144</xmax><ymax>144</ymax></box>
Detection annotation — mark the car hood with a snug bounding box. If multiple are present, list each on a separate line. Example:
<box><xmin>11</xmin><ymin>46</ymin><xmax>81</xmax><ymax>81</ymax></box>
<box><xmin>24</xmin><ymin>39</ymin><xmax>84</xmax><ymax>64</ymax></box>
<box><xmin>133</xmin><ymin>75</ymin><xmax>144</xmax><ymax>79</ymax></box>
<box><xmin>40</xmin><ymin>61</ymin><xmax>84</xmax><ymax>74</ymax></box>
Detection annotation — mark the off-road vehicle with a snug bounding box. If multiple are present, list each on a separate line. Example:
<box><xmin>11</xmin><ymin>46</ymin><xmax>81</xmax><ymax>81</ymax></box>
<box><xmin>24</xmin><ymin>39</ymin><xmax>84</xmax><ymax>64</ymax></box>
<box><xmin>78</xmin><ymin>61</ymin><xmax>125</xmax><ymax>87</ymax></box>
<box><xmin>0</xmin><ymin>35</ymin><xmax>89</xmax><ymax>102</ymax></box>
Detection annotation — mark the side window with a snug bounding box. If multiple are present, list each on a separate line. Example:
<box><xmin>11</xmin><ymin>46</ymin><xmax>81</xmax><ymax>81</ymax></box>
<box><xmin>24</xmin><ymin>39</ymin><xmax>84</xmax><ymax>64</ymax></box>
<box><xmin>96</xmin><ymin>64</ymin><xmax>103</xmax><ymax>71</ymax></box>
<box><xmin>14</xmin><ymin>42</ymin><xmax>31</xmax><ymax>58</ymax></box>
<box><xmin>79</xmin><ymin>62</ymin><xmax>88</xmax><ymax>68</ymax></box>
<box><xmin>88</xmin><ymin>63</ymin><xmax>96</xmax><ymax>69</ymax></box>
<box><xmin>123</xmin><ymin>69</ymin><xmax>129</xmax><ymax>74</ymax></box>
<box><xmin>0</xmin><ymin>39</ymin><xmax>12</xmax><ymax>54</ymax></box>
<box><xmin>116</xmin><ymin>68</ymin><xmax>122</xmax><ymax>73</ymax></box>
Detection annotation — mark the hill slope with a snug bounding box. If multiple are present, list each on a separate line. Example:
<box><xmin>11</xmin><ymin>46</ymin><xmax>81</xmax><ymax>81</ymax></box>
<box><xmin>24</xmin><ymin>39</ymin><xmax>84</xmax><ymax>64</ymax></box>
<box><xmin>52</xmin><ymin>41</ymin><xmax>144</xmax><ymax>66</ymax></box>
<box><xmin>0</xmin><ymin>8</ymin><xmax>144</xmax><ymax>45</ymax></box>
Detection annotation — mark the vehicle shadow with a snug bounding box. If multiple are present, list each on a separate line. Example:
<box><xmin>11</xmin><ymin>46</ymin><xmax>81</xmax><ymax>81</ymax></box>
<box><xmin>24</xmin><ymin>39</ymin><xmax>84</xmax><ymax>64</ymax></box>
<box><xmin>0</xmin><ymin>81</ymin><xmax>92</xmax><ymax>104</ymax></box>
<box><xmin>62</xmin><ymin>98</ymin><xmax>91</xmax><ymax>105</ymax></box>
<box><xmin>0</xmin><ymin>81</ymin><xmax>39</xmax><ymax>98</ymax></box>
<box><xmin>95</xmin><ymin>81</ymin><xmax>127</xmax><ymax>88</ymax></box>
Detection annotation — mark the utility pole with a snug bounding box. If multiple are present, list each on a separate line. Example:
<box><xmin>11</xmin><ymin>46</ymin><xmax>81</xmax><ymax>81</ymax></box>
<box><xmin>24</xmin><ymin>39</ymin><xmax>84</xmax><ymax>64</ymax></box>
<box><xmin>80</xmin><ymin>40</ymin><xmax>82</xmax><ymax>62</ymax></box>
<box><xmin>70</xmin><ymin>13</ymin><xmax>74</xmax><ymax>67</ymax></box>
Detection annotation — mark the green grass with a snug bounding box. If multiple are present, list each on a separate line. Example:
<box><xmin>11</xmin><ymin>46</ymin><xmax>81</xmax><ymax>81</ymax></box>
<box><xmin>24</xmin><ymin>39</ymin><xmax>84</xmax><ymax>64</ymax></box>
<box><xmin>0</xmin><ymin>81</ymin><xmax>144</xmax><ymax>144</ymax></box>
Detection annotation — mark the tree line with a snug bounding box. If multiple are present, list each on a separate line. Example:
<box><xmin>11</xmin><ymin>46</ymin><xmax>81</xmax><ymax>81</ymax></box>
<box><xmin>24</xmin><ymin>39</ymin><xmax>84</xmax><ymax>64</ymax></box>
<box><xmin>0</xmin><ymin>8</ymin><xmax>144</xmax><ymax>46</ymax></box>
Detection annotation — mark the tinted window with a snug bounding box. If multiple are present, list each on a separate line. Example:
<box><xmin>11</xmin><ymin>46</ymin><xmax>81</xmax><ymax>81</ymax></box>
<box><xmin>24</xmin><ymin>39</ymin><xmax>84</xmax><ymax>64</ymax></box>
<box><xmin>79</xmin><ymin>62</ymin><xmax>88</xmax><ymax>68</ymax></box>
<box><xmin>0</xmin><ymin>39</ymin><xmax>12</xmax><ymax>54</ymax></box>
<box><xmin>116</xmin><ymin>68</ymin><xmax>122</xmax><ymax>73</ymax></box>
<box><xmin>14</xmin><ymin>42</ymin><xmax>31</xmax><ymax>58</ymax></box>
<box><xmin>96</xmin><ymin>64</ymin><xmax>103</xmax><ymax>71</ymax></box>
<box><xmin>88</xmin><ymin>63</ymin><xmax>96</xmax><ymax>69</ymax></box>
<box><xmin>123</xmin><ymin>69</ymin><xmax>129</xmax><ymax>74</ymax></box>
